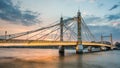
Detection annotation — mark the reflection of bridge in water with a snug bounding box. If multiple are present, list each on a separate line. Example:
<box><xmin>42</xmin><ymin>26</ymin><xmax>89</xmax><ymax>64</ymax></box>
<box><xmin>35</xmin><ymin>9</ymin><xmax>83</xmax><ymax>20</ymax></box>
<box><xmin>0</xmin><ymin>10</ymin><xmax>114</xmax><ymax>54</ymax></box>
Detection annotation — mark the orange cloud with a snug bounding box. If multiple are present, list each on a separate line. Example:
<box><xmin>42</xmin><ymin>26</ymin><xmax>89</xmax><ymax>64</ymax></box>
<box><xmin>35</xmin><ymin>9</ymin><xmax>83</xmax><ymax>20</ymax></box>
<box><xmin>0</xmin><ymin>20</ymin><xmax>40</xmax><ymax>35</ymax></box>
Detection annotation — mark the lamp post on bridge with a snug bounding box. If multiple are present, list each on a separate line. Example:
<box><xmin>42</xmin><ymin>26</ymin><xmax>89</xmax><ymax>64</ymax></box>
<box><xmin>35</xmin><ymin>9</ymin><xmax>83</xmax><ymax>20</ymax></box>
<box><xmin>5</xmin><ymin>31</ymin><xmax>7</xmax><ymax>41</ymax></box>
<box><xmin>76</xmin><ymin>10</ymin><xmax>83</xmax><ymax>54</ymax></box>
<box><xmin>101</xmin><ymin>34</ymin><xmax>103</xmax><ymax>44</ymax></box>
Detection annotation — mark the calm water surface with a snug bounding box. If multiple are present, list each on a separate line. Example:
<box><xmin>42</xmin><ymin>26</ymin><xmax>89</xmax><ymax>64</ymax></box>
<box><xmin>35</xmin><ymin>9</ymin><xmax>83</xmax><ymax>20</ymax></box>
<box><xmin>0</xmin><ymin>48</ymin><xmax>120</xmax><ymax>68</ymax></box>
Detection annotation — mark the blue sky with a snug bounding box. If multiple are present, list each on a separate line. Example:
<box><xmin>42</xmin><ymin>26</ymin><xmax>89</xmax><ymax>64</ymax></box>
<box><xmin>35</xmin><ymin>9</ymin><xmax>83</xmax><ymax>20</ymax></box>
<box><xmin>13</xmin><ymin>0</ymin><xmax>120</xmax><ymax>16</ymax></box>
<box><xmin>0</xmin><ymin>0</ymin><xmax>120</xmax><ymax>42</ymax></box>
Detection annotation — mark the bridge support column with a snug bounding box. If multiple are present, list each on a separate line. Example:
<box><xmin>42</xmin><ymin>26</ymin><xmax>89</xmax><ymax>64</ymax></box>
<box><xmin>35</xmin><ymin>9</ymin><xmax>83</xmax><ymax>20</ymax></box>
<box><xmin>106</xmin><ymin>47</ymin><xmax>111</xmax><ymax>51</ymax></box>
<box><xmin>76</xmin><ymin>44</ymin><xmax>83</xmax><ymax>54</ymax></box>
<box><xmin>100</xmin><ymin>47</ymin><xmax>103</xmax><ymax>51</ymax></box>
<box><xmin>100</xmin><ymin>46</ymin><xmax>106</xmax><ymax>51</ymax></box>
<box><xmin>106</xmin><ymin>47</ymin><xmax>113</xmax><ymax>50</ymax></box>
<box><xmin>59</xmin><ymin>46</ymin><xmax>64</xmax><ymax>54</ymax></box>
<box><xmin>110</xmin><ymin>47</ymin><xmax>114</xmax><ymax>50</ymax></box>
<box><xmin>88</xmin><ymin>46</ymin><xmax>92</xmax><ymax>52</ymax></box>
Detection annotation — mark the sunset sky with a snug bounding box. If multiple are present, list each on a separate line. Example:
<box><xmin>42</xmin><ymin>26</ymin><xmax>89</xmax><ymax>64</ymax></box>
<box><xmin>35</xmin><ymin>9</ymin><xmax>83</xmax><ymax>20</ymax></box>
<box><xmin>0</xmin><ymin>0</ymin><xmax>120</xmax><ymax>42</ymax></box>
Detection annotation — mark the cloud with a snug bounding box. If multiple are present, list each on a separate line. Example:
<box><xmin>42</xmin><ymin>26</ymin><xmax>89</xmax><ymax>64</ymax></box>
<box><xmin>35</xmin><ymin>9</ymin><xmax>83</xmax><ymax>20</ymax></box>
<box><xmin>89</xmin><ymin>0</ymin><xmax>96</xmax><ymax>3</ymax></box>
<box><xmin>89</xmin><ymin>25</ymin><xmax>120</xmax><ymax>42</ymax></box>
<box><xmin>109</xmin><ymin>2</ymin><xmax>120</xmax><ymax>11</ymax></box>
<box><xmin>74</xmin><ymin>0</ymin><xmax>86</xmax><ymax>2</ymax></box>
<box><xmin>112</xmin><ymin>22</ymin><xmax>120</xmax><ymax>28</ymax></box>
<box><xmin>105</xmin><ymin>13</ymin><xmax>120</xmax><ymax>21</ymax></box>
<box><xmin>97</xmin><ymin>3</ymin><xmax>104</xmax><ymax>7</ymax></box>
<box><xmin>84</xmin><ymin>13</ymin><xmax>120</xmax><ymax>27</ymax></box>
<box><xmin>84</xmin><ymin>15</ymin><xmax>102</xmax><ymax>23</ymax></box>
<box><xmin>99</xmin><ymin>3</ymin><xmax>104</xmax><ymax>6</ymax></box>
<box><xmin>72</xmin><ymin>0</ymin><xmax>96</xmax><ymax>3</ymax></box>
<box><xmin>83</xmin><ymin>13</ymin><xmax>120</xmax><ymax>41</ymax></box>
<box><xmin>0</xmin><ymin>0</ymin><xmax>40</xmax><ymax>26</ymax></box>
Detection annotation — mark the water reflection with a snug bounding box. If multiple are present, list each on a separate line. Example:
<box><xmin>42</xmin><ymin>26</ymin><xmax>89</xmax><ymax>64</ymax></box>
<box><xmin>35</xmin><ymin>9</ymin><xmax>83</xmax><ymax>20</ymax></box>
<box><xmin>58</xmin><ymin>55</ymin><xmax>64</xmax><ymax>68</ymax></box>
<box><xmin>0</xmin><ymin>48</ymin><xmax>120</xmax><ymax>68</ymax></box>
<box><xmin>76</xmin><ymin>55</ymin><xmax>83</xmax><ymax>68</ymax></box>
<box><xmin>59</xmin><ymin>53</ymin><xmax>65</xmax><ymax>56</ymax></box>
<box><xmin>58</xmin><ymin>53</ymin><xmax>83</xmax><ymax>68</ymax></box>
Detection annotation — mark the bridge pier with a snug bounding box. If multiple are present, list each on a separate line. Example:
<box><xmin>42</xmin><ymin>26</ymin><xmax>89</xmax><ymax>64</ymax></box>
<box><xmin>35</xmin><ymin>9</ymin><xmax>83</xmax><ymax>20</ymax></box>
<box><xmin>106</xmin><ymin>47</ymin><xmax>112</xmax><ymax>51</ymax></box>
<box><xmin>100</xmin><ymin>46</ymin><xmax>106</xmax><ymax>51</ymax></box>
<box><xmin>88</xmin><ymin>46</ymin><xmax>92</xmax><ymax>52</ymax></box>
<box><xmin>76</xmin><ymin>44</ymin><xmax>83</xmax><ymax>54</ymax></box>
<box><xmin>59</xmin><ymin>46</ymin><xmax>65</xmax><ymax>54</ymax></box>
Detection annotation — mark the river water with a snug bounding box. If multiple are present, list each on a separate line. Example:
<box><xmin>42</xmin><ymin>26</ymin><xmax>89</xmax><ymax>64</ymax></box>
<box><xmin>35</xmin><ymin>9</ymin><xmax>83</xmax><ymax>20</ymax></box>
<box><xmin>0</xmin><ymin>48</ymin><xmax>120</xmax><ymax>68</ymax></box>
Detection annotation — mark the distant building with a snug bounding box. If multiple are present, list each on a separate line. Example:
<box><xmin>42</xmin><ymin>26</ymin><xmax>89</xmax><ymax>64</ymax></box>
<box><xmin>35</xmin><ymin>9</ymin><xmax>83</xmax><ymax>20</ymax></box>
<box><xmin>115</xmin><ymin>42</ymin><xmax>120</xmax><ymax>48</ymax></box>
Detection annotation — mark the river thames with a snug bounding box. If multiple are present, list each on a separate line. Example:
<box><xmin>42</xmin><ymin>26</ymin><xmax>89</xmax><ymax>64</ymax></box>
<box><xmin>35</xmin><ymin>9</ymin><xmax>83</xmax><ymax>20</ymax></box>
<box><xmin>0</xmin><ymin>48</ymin><xmax>120</xmax><ymax>68</ymax></box>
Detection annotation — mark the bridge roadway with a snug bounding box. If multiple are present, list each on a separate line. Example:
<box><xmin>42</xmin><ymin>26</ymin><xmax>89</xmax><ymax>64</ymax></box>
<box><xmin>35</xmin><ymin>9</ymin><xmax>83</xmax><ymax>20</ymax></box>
<box><xmin>0</xmin><ymin>40</ymin><xmax>111</xmax><ymax>47</ymax></box>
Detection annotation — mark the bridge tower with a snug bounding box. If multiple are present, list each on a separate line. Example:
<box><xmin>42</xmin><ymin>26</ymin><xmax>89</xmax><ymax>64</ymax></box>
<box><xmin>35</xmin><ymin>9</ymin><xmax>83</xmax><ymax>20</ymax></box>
<box><xmin>101</xmin><ymin>33</ymin><xmax>113</xmax><ymax>49</ymax></box>
<box><xmin>76</xmin><ymin>10</ymin><xmax>83</xmax><ymax>54</ymax></box>
<box><xmin>59</xmin><ymin>16</ymin><xmax>64</xmax><ymax>54</ymax></box>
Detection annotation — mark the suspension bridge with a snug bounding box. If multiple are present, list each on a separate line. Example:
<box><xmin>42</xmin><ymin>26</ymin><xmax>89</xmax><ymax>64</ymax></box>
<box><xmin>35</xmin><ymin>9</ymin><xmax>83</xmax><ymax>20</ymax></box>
<box><xmin>0</xmin><ymin>11</ymin><xmax>114</xmax><ymax>54</ymax></box>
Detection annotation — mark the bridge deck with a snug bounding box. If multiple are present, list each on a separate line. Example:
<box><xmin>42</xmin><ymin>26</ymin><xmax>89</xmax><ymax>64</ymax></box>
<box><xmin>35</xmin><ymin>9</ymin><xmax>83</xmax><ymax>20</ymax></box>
<box><xmin>0</xmin><ymin>40</ymin><xmax>111</xmax><ymax>47</ymax></box>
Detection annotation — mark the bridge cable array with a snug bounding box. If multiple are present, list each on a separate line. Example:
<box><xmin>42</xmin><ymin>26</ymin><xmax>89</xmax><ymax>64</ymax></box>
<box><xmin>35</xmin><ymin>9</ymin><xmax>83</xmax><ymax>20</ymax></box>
<box><xmin>0</xmin><ymin>16</ymin><xmax>96</xmax><ymax>43</ymax></box>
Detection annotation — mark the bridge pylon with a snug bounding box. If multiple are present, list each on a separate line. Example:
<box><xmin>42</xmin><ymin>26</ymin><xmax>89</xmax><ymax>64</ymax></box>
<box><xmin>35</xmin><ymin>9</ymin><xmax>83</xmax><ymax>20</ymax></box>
<box><xmin>76</xmin><ymin>10</ymin><xmax>83</xmax><ymax>54</ymax></box>
<box><xmin>101</xmin><ymin>33</ymin><xmax>113</xmax><ymax>50</ymax></box>
<box><xmin>59</xmin><ymin>16</ymin><xmax>65</xmax><ymax>54</ymax></box>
